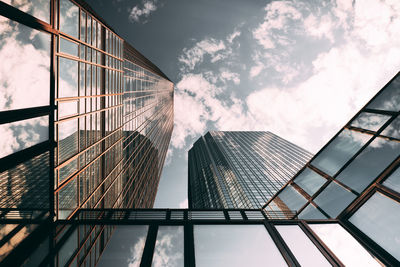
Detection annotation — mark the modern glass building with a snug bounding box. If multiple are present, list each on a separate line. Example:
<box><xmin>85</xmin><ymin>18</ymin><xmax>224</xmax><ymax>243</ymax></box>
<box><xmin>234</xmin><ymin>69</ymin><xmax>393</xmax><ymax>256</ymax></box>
<box><xmin>188</xmin><ymin>131</ymin><xmax>313</xmax><ymax>208</ymax></box>
<box><xmin>0</xmin><ymin>0</ymin><xmax>173</xmax><ymax>263</ymax></box>
<box><xmin>264</xmin><ymin>72</ymin><xmax>400</xmax><ymax>265</ymax></box>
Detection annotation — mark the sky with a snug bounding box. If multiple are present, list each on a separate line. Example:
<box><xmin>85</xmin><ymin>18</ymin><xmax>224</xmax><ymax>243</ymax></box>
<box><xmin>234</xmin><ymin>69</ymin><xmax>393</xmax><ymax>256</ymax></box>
<box><xmin>85</xmin><ymin>0</ymin><xmax>400</xmax><ymax>208</ymax></box>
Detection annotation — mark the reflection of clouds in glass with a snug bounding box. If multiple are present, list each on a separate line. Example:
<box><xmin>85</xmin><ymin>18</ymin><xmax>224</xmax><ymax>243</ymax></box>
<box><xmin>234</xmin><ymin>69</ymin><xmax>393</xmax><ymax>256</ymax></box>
<box><xmin>350</xmin><ymin>112</ymin><xmax>390</xmax><ymax>132</ymax></box>
<box><xmin>4</xmin><ymin>0</ymin><xmax>49</xmax><ymax>23</ymax></box>
<box><xmin>381</xmin><ymin>115</ymin><xmax>400</xmax><ymax>139</ymax></box>
<box><xmin>0</xmin><ymin>116</ymin><xmax>48</xmax><ymax>158</ymax></box>
<box><xmin>0</xmin><ymin>20</ymin><xmax>50</xmax><ymax>111</ymax></box>
<box><xmin>60</xmin><ymin>0</ymin><xmax>79</xmax><ymax>38</ymax></box>
<box><xmin>128</xmin><ymin>237</ymin><xmax>146</xmax><ymax>267</ymax></box>
<box><xmin>367</xmin><ymin>75</ymin><xmax>400</xmax><ymax>112</ymax></box>
<box><xmin>59</xmin><ymin>57</ymin><xmax>78</xmax><ymax>98</ymax></box>
<box><xmin>152</xmin><ymin>226</ymin><xmax>184</xmax><ymax>267</ymax></box>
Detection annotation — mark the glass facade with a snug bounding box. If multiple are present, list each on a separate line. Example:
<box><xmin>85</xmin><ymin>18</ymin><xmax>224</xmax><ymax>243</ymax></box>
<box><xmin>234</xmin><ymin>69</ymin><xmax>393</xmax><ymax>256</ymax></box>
<box><xmin>264</xmin><ymin>72</ymin><xmax>400</xmax><ymax>265</ymax></box>
<box><xmin>188</xmin><ymin>131</ymin><xmax>313</xmax><ymax>208</ymax></box>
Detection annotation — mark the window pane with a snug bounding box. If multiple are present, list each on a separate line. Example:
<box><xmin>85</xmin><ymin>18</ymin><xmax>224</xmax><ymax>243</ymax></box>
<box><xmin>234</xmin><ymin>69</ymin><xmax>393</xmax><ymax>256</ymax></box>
<box><xmin>97</xmin><ymin>225</ymin><xmax>148</xmax><ymax>267</ymax></box>
<box><xmin>350</xmin><ymin>112</ymin><xmax>391</xmax><ymax>132</ymax></box>
<box><xmin>6</xmin><ymin>0</ymin><xmax>50</xmax><ymax>23</ymax></box>
<box><xmin>314</xmin><ymin>182</ymin><xmax>356</xmax><ymax>218</ymax></box>
<box><xmin>383</xmin><ymin>166</ymin><xmax>400</xmax><ymax>193</ymax></box>
<box><xmin>0</xmin><ymin>116</ymin><xmax>48</xmax><ymax>158</ymax></box>
<box><xmin>59</xmin><ymin>57</ymin><xmax>78</xmax><ymax>98</ymax></box>
<box><xmin>276</xmin><ymin>225</ymin><xmax>330</xmax><ymax>267</ymax></box>
<box><xmin>381</xmin><ymin>115</ymin><xmax>400</xmax><ymax>139</ymax></box>
<box><xmin>60</xmin><ymin>37</ymin><xmax>79</xmax><ymax>57</ymax></box>
<box><xmin>58</xmin><ymin>179</ymin><xmax>77</xmax><ymax>219</ymax></box>
<box><xmin>152</xmin><ymin>226</ymin><xmax>183</xmax><ymax>267</ymax></box>
<box><xmin>58</xmin><ymin>118</ymin><xmax>78</xmax><ymax>163</ymax></box>
<box><xmin>349</xmin><ymin>192</ymin><xmax>400</xmax><ymax>261</ymax></box>
<box><xmin>310</xmin><ymin>223</ymin><xmax>381</xmax><ymax>267</ymax></box>
<box><xmin>367</xmin><ymin>75</ymin><xmax>400</xmax><ymax>112</ymax></box>
<box><xmin>0</xmin><ymin>20</ymin><xmax>50</xmax><ymax>111</ymax></box>
<box><xmin>294</xmin><ymin>168</ymin><xmax>326</xmax><ymax>196</ymax></box>
<box><xmin>60</xmin><ymin>0</ymin><xmax>79</xmax><ymax>38</ymax></box>
<box><xmin>275</xmin><ymin>185</ymin><xmax>307</xmax><ymax>212</ymax></box>
<box><xmin>336</xmin><ymin>137</ymin><xmax>400</xmax><ymax>193</ymax></box>
<box><xmin>194</xmin><ymin>225</ymin><xmax>287</xmax><ymax>267</ymax></box>
<box><xmin>311</xmin><ymin>130</ymin><xmax>370</xmax><ymax>177</ymax></box>
<box><xmin>298</xmin><ymin>204</ymin><xmax>327</xmax><ymax>220</ymax></box>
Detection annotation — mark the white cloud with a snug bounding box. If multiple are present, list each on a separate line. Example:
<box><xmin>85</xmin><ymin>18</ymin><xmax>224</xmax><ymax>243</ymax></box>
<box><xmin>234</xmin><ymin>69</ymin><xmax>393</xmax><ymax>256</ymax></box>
<box><xmin>227</xmin><ymin>30</ymin><xmax>241</xmax><ymax>43</ymax></box>
<box><xmin>129</xmin><ymin>0</ymin><xmax>158</xmax><ymax>23</ymax></box>
<box><xmin>220</xmin><ymin>70</ymin><xmax>240</xmax><ymax>85</ymax></box>
<box><xmin>179</xmin><ymin>198</ymin><xmax>188</xmax><ymax>208</ymax></box>
<box><xmin>304</xmin><ymin>14</ymin><xmax>335</xmax><ymax>42</ymax></box>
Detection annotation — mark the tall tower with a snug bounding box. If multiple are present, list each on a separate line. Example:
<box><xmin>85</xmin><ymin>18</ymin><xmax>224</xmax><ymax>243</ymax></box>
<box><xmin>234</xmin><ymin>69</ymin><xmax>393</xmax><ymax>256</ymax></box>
<box><xmin>188</xmin><ymin>131</ymin><xmax>313</xmax><ymax>208</ymax></box>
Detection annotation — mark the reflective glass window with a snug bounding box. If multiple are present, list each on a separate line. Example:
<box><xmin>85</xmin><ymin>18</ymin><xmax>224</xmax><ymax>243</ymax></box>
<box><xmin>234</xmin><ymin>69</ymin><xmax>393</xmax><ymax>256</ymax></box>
<box><xmin>58</xmin><ymin>179</ymin><xmax>77</xmax><ymax>219</ymax></box>
<box><xmin>7</xmin><ymin>0</ymin><xmax>50</xmax><ymax>23</ymax></box>
<box><xmin>350</xmin><ymin>112</ymin><xmax>391</xmax><ymax>132</ymax></box>
<box><xmin>152</xmin><ymin>226</ymin><xmax>183</xmax><ymax>267</ymax></box>
<box><xmin>60</xmin><ymin>37</ymin><xmax>79</xmax><ymax>57</ymax></box>
<box><xmin>294</xmin><ymin>168</ymin><xmax>326</xmax><ymax>196</ymax></box>
<box><xmin>58</xmin><ymin>227</ymin><xmax>78</xmax><ymax>267</ymax></box>
<box><xmin>276</xmin><ymin>225</ymin><xmax>330</xmax><ymax>267</ymax></box>
<box><xmin>310</xmin><ymin>223</ymin><xmax>381</xmax><ymax>267</ymax></box>
<box><xmin>59</xmin><ymin>57</ymin><xmax>78</xmax><ymax>98</ymax></box>
<box><xmin>314</xmin><ymin>182</ymin><xmax>356</xmax><ymax>218</ymax></box>
<box><xmin>383</xmin><ymin>166</ymin><xmax>400</xmax><ymax>193</ymax></box>
<box><xmin>349</xmin><ymin>192</ymin><xmax>400</xmax><ymax>261</ymax></box>
<box><xmin>194</xmin><ymin>225</ymin><xmax>287</xmax><ymax>267</ymax></box>
<box><xmin>0</xmin><ymin>116</ymin><xmax>48</xmax><ymax>158</ymax></box>
<box><xmin>60</xmin><ymin>0</ymin><xmax>79</xmax><ymax>38</ymax></box>
<box><xmin>0</xmin><ymin>20</ymin><xmax>50</xmax><ymax>111</ymax></box>
<box><xmin>275</xmin><ymin>185</ymin><xmax>307</xmax><ymax>212</ymax></box>
<box><xmin>58</xmin><ymin>118</ymin><xmax>78</xmax><ymax>163</ymax></box>
<box><xmin>381</xmin><ymin>115</ymin><xmax>400</xmax><ymax>139</ymax></box>
<box><xmin>311</xmin><ymin>130</ymin><xmax>370</xmax><ymax>177</ymax></box>
<box><xmin>97</xmin><ymin>225</ymin><xmax>148</xmax><ymax>267</ymax></box>
<box><xmin>58</xmin><ymin>100</ymin><xmax>78</xmax><ymax>119</ymax></box>
<box><xmin>336</xmin><ymin>137</ymin><xmax>400</xmax><ymax>193</ymax></box>
<box><xmin>367</xmin><ymin>75</ymin><xmax>400</xmax><ymax>112</ymax></box>
<box><xmin>298</xmin><ymin>204</ymin><xmax>327</xmax><ymax>220</ymax></box>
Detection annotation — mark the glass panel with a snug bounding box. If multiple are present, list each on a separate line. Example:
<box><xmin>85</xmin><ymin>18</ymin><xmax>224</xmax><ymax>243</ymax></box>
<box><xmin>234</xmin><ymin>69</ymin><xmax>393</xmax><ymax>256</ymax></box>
<box><xmin>367</xmin><ymin>75</ymin><xmax>400</xmax><ymax>112</ymax></box>
<box><xmin>97</xmin><ymin>225</ymin><xmax>148</xmax><ymax>267</ymax></box>
<box><xmin>350</xmin><ymin>112</ymin><xmax>391</xmax><ymax>132</ymax></box>
<box><xmin>58</xmin><ymin>118</ymin><xmax>78</xmax><ymax>163</ymax></box>
<box><xmin>275</xmin><ymin>185</ymin><xmax>307</xmax><ymax>212</ymax></box>
<box><xmin>194</xmin><ymin>225</ymin><xmax>287</xmax><ymax>267</ymax></box>
<box><xmin>58</xmin><ymin>100</ymin><xmax>77</xmax><ymax>118</ymax></box>
<box><xmin>58</xmin><ymin>227</ymin><xmax>78</xmax><ymax>266</ymax></box>
<box><xmin>152</xmin><ymin>226</ymin><xmax>184</xmax><ymax>267</ymax></box>
<box><xmin>298</xmin><ymin>204</ymin><xmax>327</xmax><ymax>219</ymax></box>
<box><xmin>294</xmin><ymin>168</ymin><xmax>326</xmax><ymax>196</ymax></box>
<box><xmin>314</xmin><ymin>182</ymin><xmax>357</xmax><ymax>218</ymax></box>
<box><xmin>0</xmin><ymin>20</ymin><xmax>50</xmax><ymax>111</ymax></box>
<box><xmin>6</xmin><ymin>0</ymin><xmax>50</xmax><ymax>23</ymax></box>
<box><xmin>0</xmin><ymin>116</ymin><xmax>48</xmax><ymax>158</ymax></box>
<box><xmin>310</xmin><ymin>223</ymin><xmax>381</xmax><ymax>267</ymax></box>
<box><xmin>311</xmin><ymin>130</ymin><xmax>370</xmax><ymax>177</ymax></box>
<box><xmin>349</xmin><ymin>192</ymin><xmax>400</xmax><ymax>261</ymax></box>
<box><xmin>276</xmin><ymin>225</ymin><xmax>331</xmax><ymax>267</ymax></box>
<box><xmin>381</xmin><ymin>115</ymin><xmax>400</xmax><ymax>139</ymax></box>
<box><xmin>60</xmin><ymin>0</ymin><xmax>79</xmax><ymax>38</ymax></box>
<box><xmin>60</xmin><ymin>37</ymin><xmax>79</xmax><ymax>57</ymax></box>
<box><xmin>59</xmin><ymin>158</ymin><xmax>77</xmax><ymax>183</ymax></box>
<box><xmin>59</xmin><ymin>57</ymin><xmax>78</xmax><ymax>98</ymax></box>
<box><xmin>58</xmin><ymin>179</ymin><xmax>77</xmax><ymax>219</ymax></box>
<box><xmin>336</xmin><ymin>137</ymin><xmax>400</xmax><ymax>193</ymax></box>
<box><xmin>383</xmin><ymin>166</ymin><xmax>400</xmax><ymax>193</ymax></box>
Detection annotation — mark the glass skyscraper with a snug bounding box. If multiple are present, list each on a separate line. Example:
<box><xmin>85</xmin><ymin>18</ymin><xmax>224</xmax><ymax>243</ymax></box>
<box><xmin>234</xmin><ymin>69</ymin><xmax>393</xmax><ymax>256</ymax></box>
<box><xmin>188</xmin><ymin>131</ymin><xmax>313</xmax><ymax>208</ymax></box>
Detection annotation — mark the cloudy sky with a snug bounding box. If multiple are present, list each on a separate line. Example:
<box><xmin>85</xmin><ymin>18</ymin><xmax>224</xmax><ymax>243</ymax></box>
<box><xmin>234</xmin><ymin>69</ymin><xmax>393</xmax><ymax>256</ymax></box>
<box><xmin>86</xmin><ymin>0</ymin><xmax>400</xmax><ymax>208</ymax></box>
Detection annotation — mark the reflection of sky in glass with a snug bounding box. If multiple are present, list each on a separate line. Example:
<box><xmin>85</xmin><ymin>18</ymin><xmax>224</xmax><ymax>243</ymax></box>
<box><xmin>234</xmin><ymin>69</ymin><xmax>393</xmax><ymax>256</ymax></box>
<box><xmin>350</xmin><ymin>112</ymin><xmax>390</xmax><ymax>132</ymax></box>
<box><xmin>314</xmin><ymin>182</ymin><xmax>356</xmax><ymax>218</ymax></box>
<box><xmin>276</xmin><ymin>225</ymin><xmax>330</xmax><ymax>266</ymax></box>
<box><xmin>310</xmin><ymin>223</ymin><xmax>381</xmax><ymax>267</ymax></box>
<box><xmin>293</xmin><ymin>167</ymin><xmax>326</xmax><ymax>196</ymax></box>
<box><xmin>349</xmin><ymin>192</ymin><xmax>400</xmax><ymax>261</ymax></box>
<box><xmin>0</xmin><ymin>116</ymin><xmax>48</xmax><ymax>158</ymax></box>
<box><xmin>0</xmin><ymin>19</ymin><xmax>50</xmax><ymax>111</ymax></box>
<box><xmin>381</xmin><ymin>115</ymin><xmax>400</xmax><ymax>139</ymax></box>
<box><xmin>194</xmin><ymin>225</ymin><xmax>287</xmax><ymax>267</ymax></box>
<box><xmin>6</xmin><ymin>0</ymin><xmax>50</xmax><ymax>23</ymax></box>
<box><xmin>60</xmin><ymin>0</ymin><xmax>79</xmax><ymax>38</ymax></box>
<box><xmin>58</xmin><ymin>118</ymin><xmax>78</xmax><ymax>163</ymax></box>
<box><xmin>298</xmin><ymin>204</ymin><xmax>327</xmax><ymax>219</ymax></box>
<box><xmin>383</xmin><ymin>167</ymin><xmax>400</xmax><ymax>193</ymax></box>
<box><xmin>97</xmin><ymin>225</ymin><xmax>148</xmax><ymax>267</ymax></box>
<box><xmin>60</xmin><ymin>37</ymin><xmax>79</xmax><ymax>57</ymax></box>
<box><xmin>59</xmin><ymin>57</ymin><xmax>78</xmax><ymax>98</ymax></box>
<box><xmin>367</xmin><ymin>75</ymin><xmax>400</xmax><ymax>112</ymax></box>
<box><xmin>311</xmin><ymin>129</ymin><xmax>370</xmax><ymax>177</ymax></box>
<box><xmin>336</xmin><ymin>137</ymin><xmax>400</xmax><ymax>193</ymax></box>
<box><xmin>276</xmin><ymin>184</ymin><xmax>307</xmax><ymax>211</ymax></box>
<box><xmin>152</xmin><ymin>226</ymin><xmax>184</xmax><ymax>267</ymax></box>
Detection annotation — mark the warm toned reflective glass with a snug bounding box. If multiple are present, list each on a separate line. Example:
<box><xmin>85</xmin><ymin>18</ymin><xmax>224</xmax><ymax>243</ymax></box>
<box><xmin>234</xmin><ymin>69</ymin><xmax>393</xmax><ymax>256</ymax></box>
<box><xmin>194</xmin><ymin>225</ymin><xmax>287</xmax><ymax>267</ymax></box>
<box><xmin>382</xmin><ymin>166</ymin><xmax>400</xmax><ymax>193</ymax></box>
<box><xmin>381</xmin><ymin>115</ymin><xmax>400</xmax><ymax>139</ymax></box>
<box><xmin>152</xmin><ymin>226</ymin><xmax>184</xmax><ymax>267</ymax></box>
<box><xmin>350</xmin><ymin>112</ymin><xmax>391</xmax><ymax>132</ymax></box>
<box><xmin>310</xmin><ymin>223</ymin><xmax>381</xmax><ymax>267</ymax></box>
<box><xmin>311</xmin><ymin>129</ymin><xmax>370</xmax><ymax>177</ymax></box>
<box><xmin>294</xmin><ymin>167</ymin><xmax>326</xmax><ymax>196</ymax></box>
<box><xmin>275</xmin><ymin>185</ymin><xmax>307</xmax><ymax>212</ymax></box>
<box><xmin>0</xmin><ymin>20</ymin><xmax>50</xmax><ymax>111</ymax></box>
<box><xmin>58</xmin><ymin>118</ymin><xmax>78</xmax><ymax>163</ymax></box>
<box><xmin>276</xmin><ymin>225</ymin><xmax>331</xmax><ymax>266</ymax></box>
<box><xmin>349</xmin><ymin>192</ymin><xmax>400</xmax><ymax>261</ymax></box>
<box><xmin>367</xmin><ymin>75</ymin><xmax>400</xmax><ymax>112</ymax></box>
<box><xmin>60</xmin><ymin>0</ymin><xmax>79</xmax><ymax>38</ymax></box>
<box><xmin>97</xmin><ymin>225</ymin><xmax>148</xmax><ymax>267</ymax></box>
<box><xmin>60</xmin><ymin>37</ymin><xmax>79</xmax><ymax>57</ymax></box>
<box><xmin>314</xmin><ymin>182</ymin><xmax>356</xmax><ymax>218</ymax></box>
<box><xmin>58</xmin><ymin>179</ymin><xmax>77</xmax><ymax>219</ymax></box>
<box><xmin>59</xmin><ymin>57</ymin><xmax>78</xmax><ymax>98</ymax></box>
<box><xmin>336</xmin><ymin>137</ymin><xmax>400</xmax><ymax>193</ymax></box>
<box><xmin>298</xmin><ymin>204</ymin><xmax>327</xmax><ymax>219</ymax></box>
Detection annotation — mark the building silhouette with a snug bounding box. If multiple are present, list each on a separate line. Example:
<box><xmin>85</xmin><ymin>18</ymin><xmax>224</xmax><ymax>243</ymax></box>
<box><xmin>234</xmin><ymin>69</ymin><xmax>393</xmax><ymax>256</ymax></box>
<box><xmin>188</xmin><ymin>131</ymin><xmax>313</xmax><ymax>208</ymax></box>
